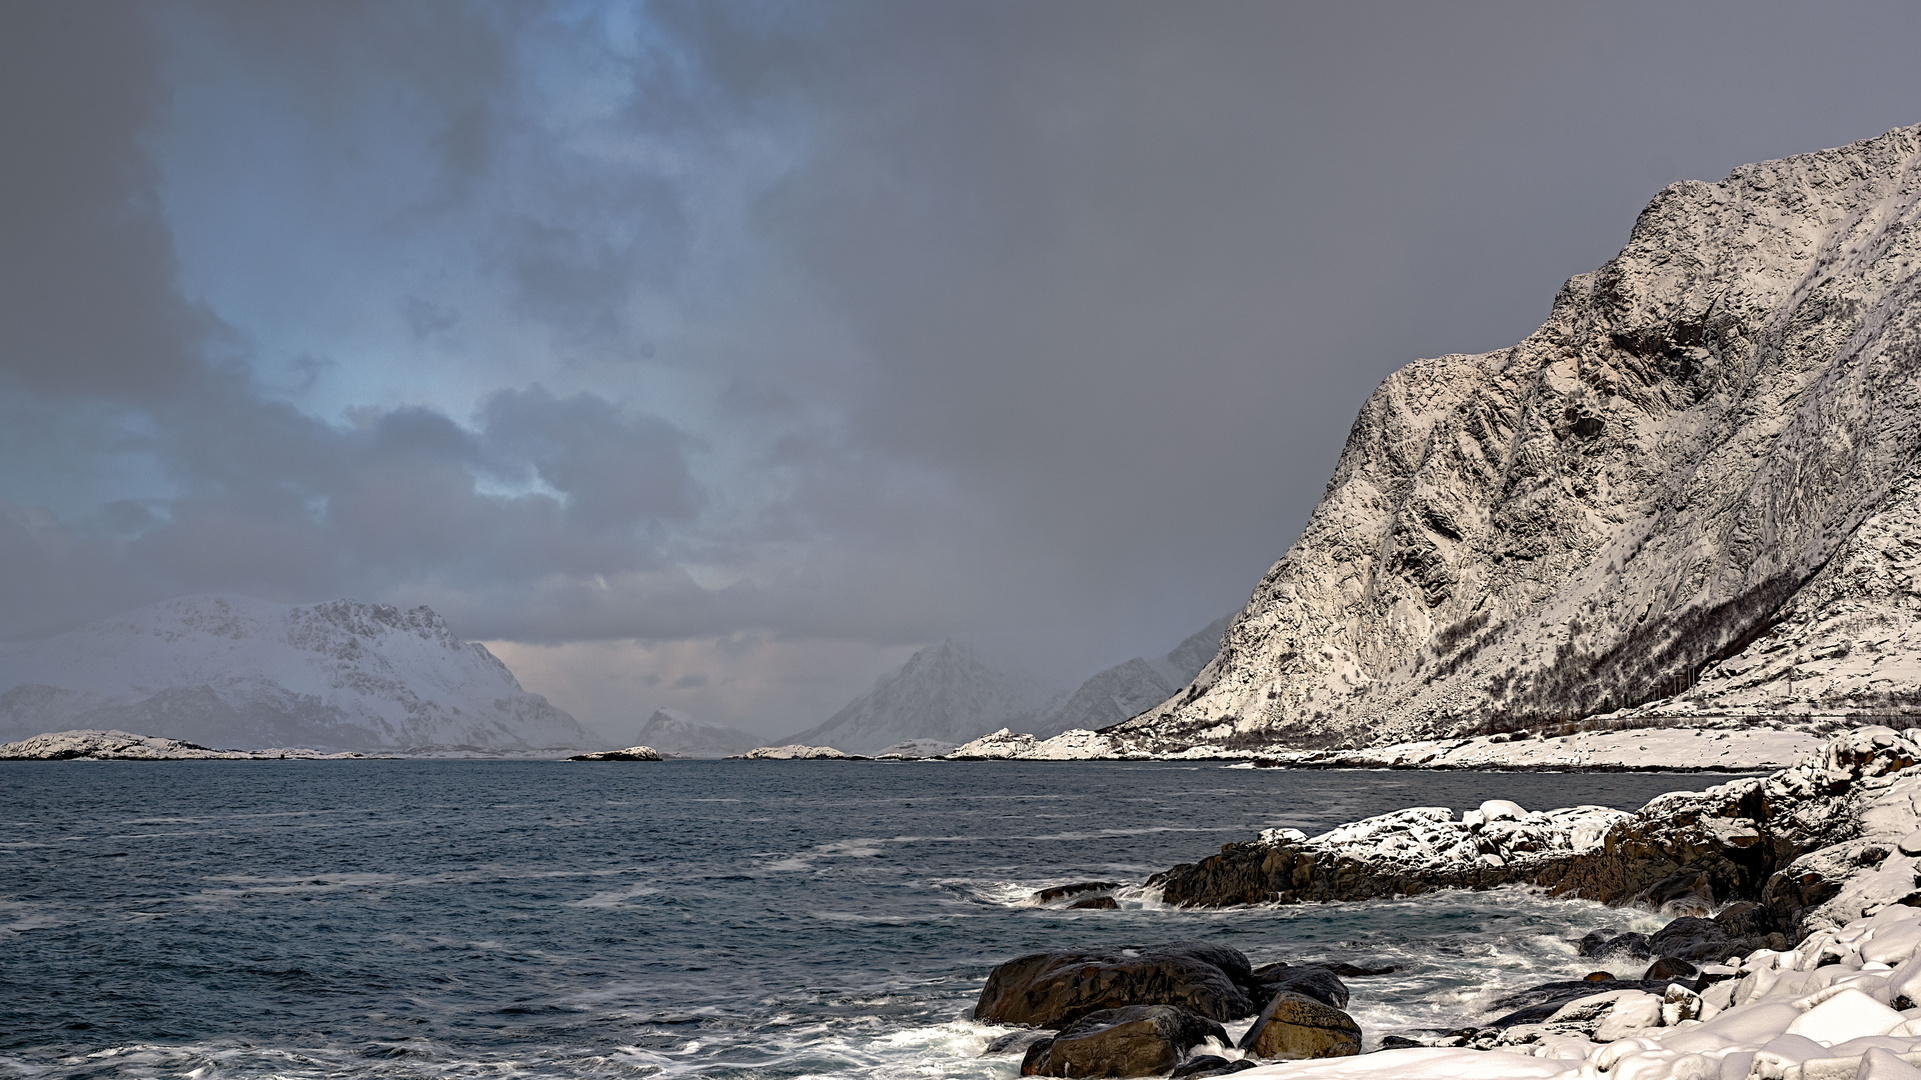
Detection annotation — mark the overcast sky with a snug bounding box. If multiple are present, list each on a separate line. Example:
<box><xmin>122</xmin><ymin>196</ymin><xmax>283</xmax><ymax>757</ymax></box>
<box><xmin>4</xmin><ymin>2</ymin><xmax>1919</xmax><ymax>740</ymax></box>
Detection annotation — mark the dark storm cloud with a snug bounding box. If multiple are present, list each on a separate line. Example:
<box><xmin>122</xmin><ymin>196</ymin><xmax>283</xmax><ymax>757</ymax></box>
<box><xmin>0</xmin><ymin>4</ymin><xmax>214</xmax><ymax>399</ymax></box>
<box><xmin>5</xmin><ymin>0</ymin><xmax>1921</xmax><ymax>697</ymax></box>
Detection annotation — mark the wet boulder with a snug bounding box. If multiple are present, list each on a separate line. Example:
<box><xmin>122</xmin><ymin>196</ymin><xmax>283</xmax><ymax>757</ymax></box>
<box><xmin>984</xmin><ymin>1030</ymin><xmax>1054</xmax><ymax>1057</ymax></box>
<box><xmin>1019</xmin><ymin>1005</ymin><xmax>1227</xmax><ymax>1078</ymax></box>
<box><xmin>1642</xmin><ymin>955</ymin><xmax>1699</xmax><ymax>982</ymax></box>
<box><xmin>1578</xmin><ymin>929</ymin><xmax>1653</xmax><ymax>960</ymax></box>
<box><xmin>1252</xmin><ymin>965</ymin><xmax>1349</xmax><ymax>1009</ymax></box>
<box><xmin>1648</xmin><ymin>916</ymin><xmax>1748</xmax><ymax>963</ymax></box>
<box><xmin>1033</xmin><ymin>881</ymin><xmax>1121</xmax><ymax>904</ymax></box>
<box><xmin>976</xmin><ymin>942</ymin><xmax>1263</xmax><ymax>1027</ymax></box>
<box><xmin>1237</xmin><ymin>991</ymin><xmax>1362</xmax><ymax>1059</ymax></box>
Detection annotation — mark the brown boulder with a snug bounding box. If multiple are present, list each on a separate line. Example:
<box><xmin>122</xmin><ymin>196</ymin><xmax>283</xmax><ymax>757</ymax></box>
<box><xmin>1237</xmin><ymin>991</ymin><xmax>1361</xmax><ymax>1060</ymax></box>
<box><xmin>1020</xmin><ymin>1005</ymin><xmax>1227</xmax><ymax>1078</ymax></box>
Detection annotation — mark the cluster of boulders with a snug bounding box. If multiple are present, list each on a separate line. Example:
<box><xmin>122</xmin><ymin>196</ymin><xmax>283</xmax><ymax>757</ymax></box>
<box><xmin>973</xmin><ymin>941</ymin><xmax>1388</xmax><ymax>1076</ymax></box>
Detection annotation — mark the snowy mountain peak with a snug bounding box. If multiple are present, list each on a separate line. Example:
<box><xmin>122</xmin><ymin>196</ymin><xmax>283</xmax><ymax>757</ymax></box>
<box><xmin>633</xmin><ymin>708</ymin><xmax>760</xmax><ymax>757</ymax></box>
<box><xmin>0</xmin><ymin>594</ymin><xmax>594</xmax><ymax>751</ymax></box>
<box><xmin>778</xmin><ymin>638</ymin><xmax>1058</xmax><ymax>755</ymax></box>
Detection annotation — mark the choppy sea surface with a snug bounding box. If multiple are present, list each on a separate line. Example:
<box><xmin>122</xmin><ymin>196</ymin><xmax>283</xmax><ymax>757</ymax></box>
<box><xmin>1</xmin><ymin>761</ymin><xmax>1736</xmax><ymax>1079</ymax></box>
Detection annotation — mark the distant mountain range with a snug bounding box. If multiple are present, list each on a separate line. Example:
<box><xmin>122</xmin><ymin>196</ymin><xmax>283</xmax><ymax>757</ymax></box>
<box><xmin>1042</xmin><ymin>617</ymin><xmax>1231</xmax><ymax>734</ymax></box>
<box><xmin>0</xmin><ymin>595</ymin><xmax>596</xmax><ymax>751</ymax></box>
<box><xmin>773</xmin><ymin>618</ymin><xmax>1230</xmax><ymax>755</ymax></box>
<box><xmin>633</xmin><ymin>708</ymin><xmax>760</xmax><ymax>757</ymax></box>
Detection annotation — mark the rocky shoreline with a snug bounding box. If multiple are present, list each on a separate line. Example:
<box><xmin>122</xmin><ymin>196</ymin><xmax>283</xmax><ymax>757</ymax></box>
<box><xmin>1146</xmin><ymin>726</ymin><xmax>1920</xmax><ymax>938</ymax></box>
<box><xmin>974</xmin><ymin>728</ymin><xmax>1921</xmax><ymax>1078</ymax></box>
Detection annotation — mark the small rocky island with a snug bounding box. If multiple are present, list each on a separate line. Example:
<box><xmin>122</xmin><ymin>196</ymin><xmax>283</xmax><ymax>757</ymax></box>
<box><xmin>975</xmin><ymin>727</ymin><xmax>1921</xmax><ymax>1078</ymax></box>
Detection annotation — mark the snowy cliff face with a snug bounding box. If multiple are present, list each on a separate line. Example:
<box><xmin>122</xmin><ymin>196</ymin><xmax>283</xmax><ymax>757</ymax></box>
<box><xmin>633</xmin><ymin>708</ymin><xmax>760</xmax><ymax>757</ymax></box>
<box><xmin>1118</xmin><ymin>124</ymin><xmax>1921</xmax><ymax>751</ymax></box>
<box><xmin>779</xmin><ymin>639</ymin><xmax>1057</xmax><ymax>755</ymax></box>
<box><xmin>0</xmin><ymin>595</ymin><xmax>595</xmax><ymax>750</ymax></box>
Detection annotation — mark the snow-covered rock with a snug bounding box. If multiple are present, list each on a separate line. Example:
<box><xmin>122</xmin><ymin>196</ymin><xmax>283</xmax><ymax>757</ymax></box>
<box><xmin>1156</xmin><ymin>727</ymin><xmax>1921</xmax><ymax>931</ymax></box>
<box><xmin>735</xmin><ymin>743</ymin><xmax>858</xmax><ymax>760</ymax></box>
<box><xmin>1227</xmin><ymin>905</ymin><xmax>1921</xmax><ymax>1080</ymax></box>
<box><xmin>566</xmin><ymin>745</ymin><xmax>662</xmax><ymax>761</ymax></box>
<box><xmin>1259</xmin><ymin>726</ymin><xmax>1825</xmax><ymax>771</ymax></box>
<box><xmin>0</xmin><ymin>729</ymin><xmax>362</xmax><ymax>760</ymax></box>
<box><xmin>1115</xmin><ymin>124</ymin><xmax>1921</xmax><ymax>754</ymax></box>
<box><xmin>0</xmin><ymin>595</ymin><xmax>594</xmax><ymax>751</ymax></box>
<box><xmin>632</xmin><ymin>708</ymin><xmax>759</xmax><ymax>757</ymax></box>
<box><xmin>778</xmin><ymin>639</ymin><xmax>1059</xmax><ymax>755</ymax></box>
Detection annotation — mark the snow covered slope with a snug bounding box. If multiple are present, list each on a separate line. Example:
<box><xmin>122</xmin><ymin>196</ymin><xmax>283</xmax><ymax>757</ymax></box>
<box><xmin>633</xmin><ymin>708</ymin><xmax>760</xmax><ymax>757</ymax></box>
<box><xmin>1119</xmin><ymin>123</ymin><xmax>1921</xmax><ymax>753</ymax></box>
<box><xmin>1039</xmin><ymin>615</ymin><xmax>1230</xmax><ymax>735</ymax></box>
<box><xmin>777</xmin><ymin>639</ymin><xmax>1058</xmax><ymax>755</ymax></box>
<box><xmin>0</xmin><ymin>595</ymin><xmax>595</xmax><ymax>751</ymax></box>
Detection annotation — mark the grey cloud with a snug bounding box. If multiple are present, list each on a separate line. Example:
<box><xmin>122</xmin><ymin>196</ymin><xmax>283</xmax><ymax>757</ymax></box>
<box><xmin>479</xmin><ymin>385</ymin><xmax>703</xmax><ymax>531</ymax></box>
<box><xmin>0</xmin><ymin>3</ymin><xmax>214</xmax><ymax>399</ymax></box>
<box><xmin>8</xmin><ymin>0</ymin><xmax>1921</xmax><ymax>704</ymax></box>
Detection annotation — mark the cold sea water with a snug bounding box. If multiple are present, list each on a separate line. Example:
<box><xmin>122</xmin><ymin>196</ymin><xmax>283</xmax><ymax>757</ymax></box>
<box><xmin>2</xmin><ymin>761</ymin><xmax>1735</xmax><ymax>1079</ymax></box>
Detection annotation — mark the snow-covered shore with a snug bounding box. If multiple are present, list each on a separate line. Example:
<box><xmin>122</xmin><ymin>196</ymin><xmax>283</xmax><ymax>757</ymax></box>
<box><xmin>0</xmin><ymin>728</ymin><xmax>602</xmax><ymax>759</ymax></box>
<box><xmin>945</xmin><ymin>724</ymin><xmax>1824</xmax><ymax>771</ymax></box>
<box><xmin>1234</xmin><ymin>901</ymin><xmax>1921</xmax><ymax>1079</ymax></box>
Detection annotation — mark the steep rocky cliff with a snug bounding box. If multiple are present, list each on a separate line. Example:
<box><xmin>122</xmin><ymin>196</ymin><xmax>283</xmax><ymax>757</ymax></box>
<box><xmin>1118</xmin><ymin>125</ymin><xmax>1921</xmax><ymax>751</ymax></box>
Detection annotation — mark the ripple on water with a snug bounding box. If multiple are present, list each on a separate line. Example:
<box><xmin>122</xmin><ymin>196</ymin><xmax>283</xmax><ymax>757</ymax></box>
<box><xmin>0</xmin><ymin>760</ymin><xmax>1731</xmax><ymax>1077</ymax></box>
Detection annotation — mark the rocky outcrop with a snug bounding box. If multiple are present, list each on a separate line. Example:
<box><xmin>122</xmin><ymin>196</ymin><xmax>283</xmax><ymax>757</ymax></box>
<box><xmin>1114</xmin><ymin>124</ymin><xmax>1921</xmax><ymax>753</ymax></box>
<box><xmin>1150</xmin><ymin>728</ymin><xmax>1921</xmax><ymax>940</ymax></box>
<box><xmin>566</xmin><ymin>745</ymin><xmax>662</xmax><ymax>761</ymax></box>
<box><xmin>0</xmin><ymin>728</ymin><xmax>363</xmax><ymax>760</ymax></box>
<box><xmin>732</xmin><ymin>743</ymin><xmax>862</xmax><ymax>760</ymax></box>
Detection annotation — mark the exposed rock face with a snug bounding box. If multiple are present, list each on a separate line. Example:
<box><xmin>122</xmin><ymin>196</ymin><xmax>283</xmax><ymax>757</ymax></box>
<box><xmin>0</xmin><ymin>595</ymin><xmax>593</xmax><ymax>751</ymax></box>
<box><xmin>1150</xmin><ymin>728</ymin><xmax>1921</xmax><ymax>940</ymax></box>
<box><xmin>1115</xmin><ymin>125</ymin><xmax>1921</xmax><ymax>752</ymax></box>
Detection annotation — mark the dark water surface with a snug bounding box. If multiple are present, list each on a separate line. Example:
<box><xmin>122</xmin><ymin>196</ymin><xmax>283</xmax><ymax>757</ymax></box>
<box><xmin>0</xmin><ymin>761</ymin><xmax>1732</xmax><ymax>1078</ymax></box>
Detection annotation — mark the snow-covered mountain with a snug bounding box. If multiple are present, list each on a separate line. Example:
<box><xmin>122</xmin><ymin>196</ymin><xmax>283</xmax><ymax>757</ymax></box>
<box><xmin>1118</xmin><ymin>123</ymin><xmax>1921</xmax><ymax>752</ymax></box>
<box><xmin>0</xmin><ymin>595</ymin><xmax>596</xmax><ymax>751</ymax></box>
<box><xmin>633</xmin><ymin>708</ymin><xmax>760</xmax><ymax>757</ymax></box>
<box><xmin>1038</xmin><ymin>616</ymin><xmax>1230</xmax><ymax>734</ymax></box>
<box><xmin>777</xmin><ymin>639</ymin><xmax>1059</xmax><ymax>755</ymax></box>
